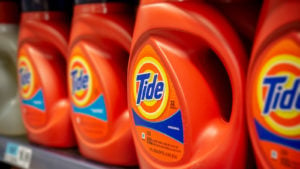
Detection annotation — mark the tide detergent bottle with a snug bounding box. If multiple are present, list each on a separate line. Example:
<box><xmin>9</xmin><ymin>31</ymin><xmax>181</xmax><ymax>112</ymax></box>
<box><xmin>68</xmin><ymin>0</ymin><xmax>138</xmax><ymax>165</ymax></box>
<box><xmin>17</xmin><ymin>0</ymin><xmax>76</xmax><ymax>147</ymax></box>
<box><xmin>247</xmin><ymin>0</ymin><xmax>300</xmax><ymax>169</ymax></box>
<box><xmin>0</xmin><ymin>0</ymin><xmax>26</xmax><ymax>135</ymax></box>
<box><xmin>128</xmin><ymin>0</ymin><xmax>248</xmax><ymax>168</ymax></box>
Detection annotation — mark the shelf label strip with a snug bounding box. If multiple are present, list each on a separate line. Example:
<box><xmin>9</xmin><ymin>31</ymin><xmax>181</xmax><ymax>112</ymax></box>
<box><xmin>3</xmin><ymin>142</ymin><xmax>32</xmax><ymax>169</ymax></box>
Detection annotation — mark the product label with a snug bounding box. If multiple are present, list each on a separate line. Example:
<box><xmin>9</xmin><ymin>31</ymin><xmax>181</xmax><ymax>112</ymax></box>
<box><xmin>252</xmin><ymin>38</ymin><xmax>300</xmax><ymax>169</ymax></box>
<box><xmin>68</xmin><ymin>45</ymin><xmax>108</xmax><ymax>142</ymax></box>
<box><xmin>18</xmin><ymin>48</ymin><xmax>46</xmax><ymax>128</ymax></box>
<box><xmin>130</xmin><ymin>45</ymin><xmax>184</xmax><ymax>162</ymax></box>
<box><xmin>4</xmin><ymin>142</ymin><xmax>32</xmax><ymax>169</ymax></box>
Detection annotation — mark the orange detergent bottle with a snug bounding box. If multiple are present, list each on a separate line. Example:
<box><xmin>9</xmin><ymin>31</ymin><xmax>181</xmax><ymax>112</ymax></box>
<box><xmin>128</xmin><ymin>0</ymin><xmax>248</xmax><ymax>168</ymax></box>
<box><xmin>17</xmin><ymin>0</ymin><xmax>76</xmax><ymax>147</ymax></box>
<box><xmin>247</xmin><ymin>0</ymin><xmax>300</xmax><ymax>169</ymax></box>
<box><xmin>67</xmin><ymin>0</ymin><xmax>138</xmax><ymax>165</ymax></box>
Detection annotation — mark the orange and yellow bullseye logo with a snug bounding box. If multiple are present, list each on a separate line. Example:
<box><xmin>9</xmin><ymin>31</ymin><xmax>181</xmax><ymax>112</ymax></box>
<box><xmin>257</xmin><ymin>54</ymin><xmax>300</xmax><ymax>137</ymax></box>
<box><xmin>133</xmin><ymin>57</ymin><xmax>169</xmax><ymax>120</ymax></box>
<box><xmin>69</xmin><ymin>56</ymin><xmax>92</xmax><ymax>107</ymax></box>
<box><xmin>18</xmin><ymin>56</ymin><xmax>34</xmax><ymax>99</ymax></box>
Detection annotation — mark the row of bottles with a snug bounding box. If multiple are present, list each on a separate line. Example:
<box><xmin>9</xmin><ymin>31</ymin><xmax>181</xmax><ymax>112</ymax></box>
<box><xmin>0</xmin><ymin>0</ymin><xmax>298</xmax><ymax>169</ymax></box>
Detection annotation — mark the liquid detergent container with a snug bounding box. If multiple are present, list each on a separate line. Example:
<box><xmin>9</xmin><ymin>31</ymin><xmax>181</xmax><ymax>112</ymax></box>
<box><xmin>247</xmin><ymin>0</ymin><xmax>300</xmax><ymax>169</ymax></box>
<box><xmin>17</xmin><ymin>0</ymin><xmax>76</xmax><ymax>147</ymax></box>
<box><xmin>0</xmin><ymin>0</ymin><xmax>26</xmax><ymax>135</ymax></box>
<box><xmin>128</xmin><ymin>0</ymin><xmax>248</xmax><ymax>168</ymax></box>
<box><xmin>68</xmin><ymin>0</ymin><xmax>137</xmax><ymax>165</ymax></box>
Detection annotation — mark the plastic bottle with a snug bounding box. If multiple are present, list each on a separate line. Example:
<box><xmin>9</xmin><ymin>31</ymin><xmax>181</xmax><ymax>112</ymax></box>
<box><xmin>0</xmin><ymin>0</ymin><xmax>26</xmax><ymax>136</ymax></box>
<box><xmin>128</xmin><ymin>0</ymin><xmax>248</xmax><ymax>168</ymax></box>
<box><xmin>247</xmin><ymin>0</ymin><xmax>300</xmax><ymax>169</ymax></box>
<box><xmin>68</xmin><ymin>0</ymin><xmax>138</xmax><ymax>165</ymax></box>
<box><xmin>17</xmin><ymin>0</ymin><xmax>76</xmax><ymax>147</ymax></box>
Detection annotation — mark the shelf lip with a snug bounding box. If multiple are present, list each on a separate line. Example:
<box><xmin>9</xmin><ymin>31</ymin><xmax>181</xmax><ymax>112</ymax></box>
<box><xmin>0</xmin><ymin>135</ymin><xmax>138</xmax><ymax>169</ymax></box>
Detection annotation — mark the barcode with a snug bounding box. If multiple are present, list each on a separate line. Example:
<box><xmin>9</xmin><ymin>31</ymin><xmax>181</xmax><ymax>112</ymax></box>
<box><xmin>17</xmin><ymin>146</ymin><xmax>32</xmax><ymax>168</ymax></box>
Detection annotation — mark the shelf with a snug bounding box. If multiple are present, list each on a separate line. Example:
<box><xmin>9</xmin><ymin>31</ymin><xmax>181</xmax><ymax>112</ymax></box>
<box><xmin>0</xmin><ymin>135</ymin><xmax>138</xmax><ymax>169</ymax></box>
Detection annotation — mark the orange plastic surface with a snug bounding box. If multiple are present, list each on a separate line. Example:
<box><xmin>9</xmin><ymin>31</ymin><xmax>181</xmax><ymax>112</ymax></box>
<box><xmin>18</xmin><ymin>12</ymin><xmax>76</xmax><ymax>147</ymax></box>
<box><xmin>67</xmin><ymin>3</ymin><xmax>138</xmax><ymax>165</ymax></box>
<box><xmin>128</xmin><ymin>0</ymin><xmax>248</xmax><ymax>168</ymax></box>
<box><xmin>247</xmin><ymin>0</ymin><xmax>300</xmax><ymax>169</ymax></box>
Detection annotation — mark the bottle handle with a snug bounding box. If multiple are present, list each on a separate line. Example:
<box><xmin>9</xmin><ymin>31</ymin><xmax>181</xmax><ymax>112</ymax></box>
<box><xmin>191</xmin><ymin>4</ymin><xmax>248</xmax><ymax>129</ymax></box>
<box><xmin>189</xmin><ymin>4</ymin><xmax>248</xmax><ymax>165</ymax></box>
<box><xmin>132</xmin><ymin>2</ymin><xmax>247</xmax><ymax>134</ymax></box>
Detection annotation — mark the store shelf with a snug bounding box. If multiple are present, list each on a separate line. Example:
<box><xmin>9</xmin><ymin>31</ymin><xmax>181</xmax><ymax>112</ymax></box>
<box><xmin>0</xmin><ymin>135</ymin><xmax>138</xmax><ymax>169</ymax></box>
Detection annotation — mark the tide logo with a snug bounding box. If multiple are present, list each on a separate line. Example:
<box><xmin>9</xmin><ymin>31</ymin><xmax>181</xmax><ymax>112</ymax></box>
<box><xmin>257</xmin><ymin>54</ymin><xmax>300</xmax><ymax>137</ymax></box>
<box><xmin>18</xmin><ymin>56</ymin><xmax>34</xmax><ymax>99</ymax></box>
<box><xmin>133</xmin><ymin>57</ymin><xmax>169</xmax><ymax>120</ymax></box>
<box><xmin>69</xmin><ymin>56</ymin><xmax>92</xmax><ymax>107</ymax></box>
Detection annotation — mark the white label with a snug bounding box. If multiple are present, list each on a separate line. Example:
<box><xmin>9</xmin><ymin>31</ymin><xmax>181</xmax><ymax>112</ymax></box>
<box><xmin>271</xmin><ymin>149</ymin><xmax>278</xmax><ymax>160</ymax></box>
<box><xmin>3</xmin><ymin>142</ymin><xmax>32</xmax><ymax>169</ymax></box>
